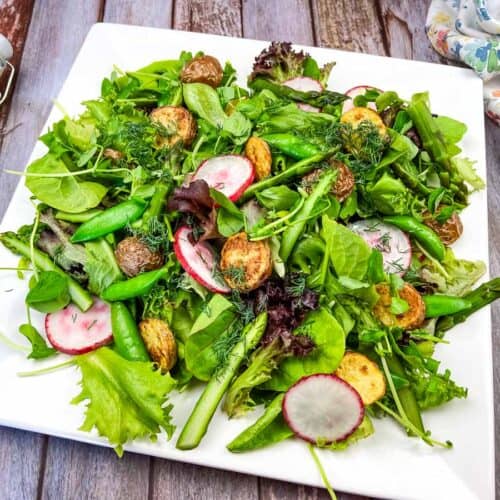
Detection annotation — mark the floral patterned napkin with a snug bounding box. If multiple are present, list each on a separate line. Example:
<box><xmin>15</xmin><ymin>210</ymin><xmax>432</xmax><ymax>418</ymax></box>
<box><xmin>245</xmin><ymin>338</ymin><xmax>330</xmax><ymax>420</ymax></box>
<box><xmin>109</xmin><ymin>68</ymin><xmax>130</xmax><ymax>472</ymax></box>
<box><xmin>426</xmin><ymin>0</ymin><xmax>500</xmax><ymax>125</ymax></box>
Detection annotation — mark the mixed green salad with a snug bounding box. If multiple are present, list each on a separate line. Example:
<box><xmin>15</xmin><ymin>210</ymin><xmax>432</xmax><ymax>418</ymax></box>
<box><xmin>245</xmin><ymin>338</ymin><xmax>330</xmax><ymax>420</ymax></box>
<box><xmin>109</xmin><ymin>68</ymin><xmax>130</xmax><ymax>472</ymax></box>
<box><xmin>1</xmin><ymin>42</ymin><xmax>499</xmax><ymax>480</ymax></box>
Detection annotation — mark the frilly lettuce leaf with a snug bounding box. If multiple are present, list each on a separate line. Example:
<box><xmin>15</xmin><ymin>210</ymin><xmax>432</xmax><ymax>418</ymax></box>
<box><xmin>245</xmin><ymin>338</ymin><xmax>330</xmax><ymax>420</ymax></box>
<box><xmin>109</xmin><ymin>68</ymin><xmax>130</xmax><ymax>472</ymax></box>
<box><xmin>73</xmin><ymin>347</ymin><xmax>176</xmax><ymax>456</ymax></box>
<box><xmin>452</xmin><ymin>157</ymin><xmax>485</xmax><ymax>191</ymax></box>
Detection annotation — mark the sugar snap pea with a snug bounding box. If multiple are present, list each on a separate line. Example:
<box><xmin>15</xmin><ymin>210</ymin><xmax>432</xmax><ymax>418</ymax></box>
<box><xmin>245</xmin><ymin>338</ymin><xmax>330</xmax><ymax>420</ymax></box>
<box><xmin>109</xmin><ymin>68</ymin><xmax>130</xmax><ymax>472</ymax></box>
<box><xmin>423</xmin><ymin>294</ymin><xmax>472</xmax><ymax>318</ymax></box>
<box><xmin>101</xmin><ymin>267</ymin><xmax>168</xmax><ymax>302</ymax></box>
<box><xmin>260</xmin><ymin>133</ymin><xmax>321</xmax><ymax>160</ymax></box>
<box><xmin>111</xmin><ymin>302</ymin><xmax>150</xmax><ymax>362</ymax></box>
<box><xmin>71</xmin><ymin>198</ymin><xmax>147</xmax><ymax>243</ymax></box>
<box><xmin>383</xmin><ymin>215</ymin><xmax>446</xmax><ymax>261</ymax></box>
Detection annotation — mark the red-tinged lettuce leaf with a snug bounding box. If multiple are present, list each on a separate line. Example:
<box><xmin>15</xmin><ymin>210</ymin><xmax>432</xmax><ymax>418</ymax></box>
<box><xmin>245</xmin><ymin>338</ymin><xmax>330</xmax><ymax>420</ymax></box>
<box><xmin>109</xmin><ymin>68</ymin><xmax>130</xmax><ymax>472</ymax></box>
<box><xmin>72</xmin><ymin>347</ymin><xmax>176</xmax><ymax>456</ymax></box>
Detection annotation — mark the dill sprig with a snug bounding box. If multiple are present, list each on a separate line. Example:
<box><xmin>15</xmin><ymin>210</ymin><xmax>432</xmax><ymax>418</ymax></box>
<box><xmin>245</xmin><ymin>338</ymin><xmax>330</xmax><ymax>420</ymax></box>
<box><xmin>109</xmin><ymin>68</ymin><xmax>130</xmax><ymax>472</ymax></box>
<box><xmin>129</xmin><ymin>216</ymin><xmax>170</xmax><ymax>252</ymax></box>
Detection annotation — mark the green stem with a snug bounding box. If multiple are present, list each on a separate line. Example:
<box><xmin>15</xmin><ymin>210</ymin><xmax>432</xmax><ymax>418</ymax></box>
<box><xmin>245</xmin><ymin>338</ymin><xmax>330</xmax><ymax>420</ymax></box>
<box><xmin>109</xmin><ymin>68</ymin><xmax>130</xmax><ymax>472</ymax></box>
<box><xmin>17</xmin><ymin>358</ymin><xmax>75</xmax><ymax>377</ymax></box>
<box><xmin>0</xmin><ymin>331</ymin><xmax>30</xmax><ymax>353</ymax></box>
<box><xmin>308</xmin><ymin>444</ymin><xmax>337</xmax><ymax>500</ymax></box>
<box><xmin>176</xmin><ymin>313</ymin><xmax>267</xmax><ymax>450</ymax></box>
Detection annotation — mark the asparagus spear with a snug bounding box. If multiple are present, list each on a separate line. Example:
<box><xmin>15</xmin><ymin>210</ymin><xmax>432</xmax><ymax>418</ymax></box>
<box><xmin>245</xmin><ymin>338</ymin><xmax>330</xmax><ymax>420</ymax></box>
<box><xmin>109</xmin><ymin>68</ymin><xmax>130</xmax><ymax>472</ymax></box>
<box><xmin>436</xmin><ymin>278</ymin><xmax>500</xmax><ymax>334</ymax></box>
<box><xmin>176</xmin><ymin>312</ymin><xmax>268</xmax><ymax>450</ymax></box>
<box><xmin>0</xmin><ymin>232</ymin><xmax>93</xmax><ymax>311</ymax></box>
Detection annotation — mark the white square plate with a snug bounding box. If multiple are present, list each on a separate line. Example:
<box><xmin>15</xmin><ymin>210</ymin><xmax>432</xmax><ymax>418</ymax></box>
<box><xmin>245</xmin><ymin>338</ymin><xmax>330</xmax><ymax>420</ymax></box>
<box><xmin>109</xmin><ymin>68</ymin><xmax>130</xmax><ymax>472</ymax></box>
<box><xmin>0</xmin><ymin>23</ymin><xmax>493</xmax><ymax>500</ymax></box>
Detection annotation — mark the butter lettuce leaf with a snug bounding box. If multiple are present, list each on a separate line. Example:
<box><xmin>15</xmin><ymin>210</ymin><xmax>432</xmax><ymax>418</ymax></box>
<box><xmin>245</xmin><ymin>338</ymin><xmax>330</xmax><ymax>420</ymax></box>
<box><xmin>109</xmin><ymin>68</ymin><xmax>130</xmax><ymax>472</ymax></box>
<box><xmin>73</xmin><ymin>347</ymin><xmax>176</xmax><ymax>456</ymax></box>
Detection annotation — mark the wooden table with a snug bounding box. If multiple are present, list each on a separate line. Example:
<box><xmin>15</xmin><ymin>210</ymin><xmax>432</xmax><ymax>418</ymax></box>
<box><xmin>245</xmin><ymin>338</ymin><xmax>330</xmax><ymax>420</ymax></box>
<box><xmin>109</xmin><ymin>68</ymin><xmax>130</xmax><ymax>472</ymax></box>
<box><xmin>0</xmin><ymin>1</ymin><xmax>498</xmax><ymax>498</ymax></box>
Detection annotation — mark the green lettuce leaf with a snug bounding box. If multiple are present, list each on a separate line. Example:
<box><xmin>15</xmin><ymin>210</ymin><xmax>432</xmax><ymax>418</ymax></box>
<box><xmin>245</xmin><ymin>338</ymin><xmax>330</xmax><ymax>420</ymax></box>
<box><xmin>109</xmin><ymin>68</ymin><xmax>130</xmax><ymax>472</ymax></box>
<box><xmin>265</xmin><ymin>307</ymin><xmax>345</xmax><ymax>391</ymax></box>
<box><xmin>326</xmin><ymin>415</ymin><xmax>374</xmax><ymax>450</ymax></box>
<box><xmin>84</xmin><ymin>239</ymin><xmax>123</xmax><ymax>295</ymax></box>
<box><xmin>18</xmin><ymin>324</ymin><xmax>56</xmax><ymax>359</ymax></box>
<box><xmin>452</xmin><ymin>157</ymin><xmax>485</xmax><ymax>191</ymax></box>
<box><xmin>73</xmin><ymin>347</ymin><xmax>176</xmax><ymax>456</ymax></box>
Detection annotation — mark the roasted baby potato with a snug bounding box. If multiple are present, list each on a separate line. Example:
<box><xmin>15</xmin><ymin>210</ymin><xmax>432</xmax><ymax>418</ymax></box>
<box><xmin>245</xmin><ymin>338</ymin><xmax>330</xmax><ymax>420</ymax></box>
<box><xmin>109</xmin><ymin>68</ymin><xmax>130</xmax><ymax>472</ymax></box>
<box><xmin>423</xmin><ymin>210</ymin><xmax>463</xmax><ymax>245</ymax></box>
<box><xmin>180</xmin><ymin>55</ymin><xmax>223</xmax><ymax>88</ymax></box>
<box><xmin>114</xmin><ymin>236</ymin><xmax>164</xmax><ymax>277</ymax></box>
<box><xmin>150</xmin><ymin>106</ymin><xmax>197</xmax><ymax>147</ymax></box>
<box><xmin>139</xmin><ymin>318</ymin><xmax>177</xmax><ymax>373</ymax></box>
<box><xmin>302</xmin><ymin>160</ymin><xmax>355</xmax><ymax>202</ymax></box>
<box><xmin>220</xmin><ymin>232</ymin><xmax>272</xmax><ymax>292</ymax></box>
<box><xmin>336</xmin><ymin>352</ymin><xmax>386</xmax><ymax>405</ymax></box>
<box><xmin>373</xmin><ymin>283</ymin><xmax>426</xmax><ymax>330</ymax></box>
<box><xmin>245</xmin><ymin>136</ymin><xmax>272</xmax><ymax>180</ymax></box>
<box><xmin>341</xmin><ymin>106</ymin><xmax>387</xmax><ymax>135</ymax></box>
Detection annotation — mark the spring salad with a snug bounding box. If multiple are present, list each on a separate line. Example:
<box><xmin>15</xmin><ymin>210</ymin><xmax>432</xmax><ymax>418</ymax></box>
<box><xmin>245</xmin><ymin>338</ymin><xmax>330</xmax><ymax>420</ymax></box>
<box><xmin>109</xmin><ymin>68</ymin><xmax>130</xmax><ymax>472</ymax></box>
<box><xmin>1</xmin><ymin>42</ymin><xmax>499</xmax><ymax>469</ymax></box>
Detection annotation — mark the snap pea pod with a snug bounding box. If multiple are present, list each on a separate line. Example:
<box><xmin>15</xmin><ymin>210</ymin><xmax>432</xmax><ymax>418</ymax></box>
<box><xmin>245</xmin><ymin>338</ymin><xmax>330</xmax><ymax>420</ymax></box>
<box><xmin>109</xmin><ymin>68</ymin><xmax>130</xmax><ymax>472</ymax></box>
<box><xmin>227</xmin><ymin>393</ymin><xmax>293</xmax><ymax>452</ymax></box>
<box><xmin>260</xmin><ymin>134</ymin><xmax>321</xmax><ymax>160</ymax></box>
<box><xmin>140</xmin><ymin>183</ymin><xmax>171</xmax><ymax>226</ymax></box>
<box><xmin>111</xmin><ymin>302</ymin><xmax>149</xmax><ymax>362</ymax></box>
<box><xmin>423</xmin><ymin>294</ymin><xmax>472</xmax><ymax>318</ymax></box>
<box><xmin>55</xmin><ymin>208</ymin><xmax>103</xmax><ymax>223</ymax></box>
<box><xmin>176</xmin><ymin>313</ymin><xmax>267</xmax><ymax>450</ymax></box>
<box><xmin>71</xmin><ymin>198</ymin><xmax>147</xmax><ymax>243</ymax></box>
<box><xmin>101</xmin><ymin>266</ymin><xmax>168</xmax><ymax>302</ymax></box>
<box><xmin>239</xmin><ymin>151</ymin><xmax>335</xmax><ymax>203</ymax></box>
<box><xmin>280</xmin><ymin>169</ymin><xmax>337</xmax><ymax>263</ymax></box>
<box><xmin>383</xmin><ymin>215</ymin><xmax>446</xmax><ymax>261</ymax></box>
<box><xmin>0</xmin><ymin>232</ymin><xmax>93</xmax><ymax>311</ymax></box>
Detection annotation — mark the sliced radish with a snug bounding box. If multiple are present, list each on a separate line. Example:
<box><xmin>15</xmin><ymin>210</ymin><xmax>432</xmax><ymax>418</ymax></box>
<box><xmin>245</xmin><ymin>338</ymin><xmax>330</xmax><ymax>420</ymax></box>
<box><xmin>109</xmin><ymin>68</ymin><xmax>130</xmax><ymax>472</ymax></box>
<box><xmin>192</xmin><ymin>155</ymin><xmax>255</xmax><ymax>202</ymax></box>
<box><xmin>45</xmin><ymin>299</ymin><xmax>112</xmax><ymax>355</ymax></box>
<box><xmin>342</xmin><ymin>85</ymin><xmax>380</xmax><ymax>114</ymax></box>
<box><xmin>174</xmin><ymin>226</ymin><xmax>230</xmax><ymax>294</ymax></box>
<box><xmin>348</xmin><ymin>219</ymin><xmax>412</xmax><ymax>276</ymax></box>
<box><xmin>283</xmin><ymin>77</ymin><xmax>323</xmax><ymax>92</ymax></box>
<box><xmin>283</xmin><ymin>374</ymin><xmax>364</xmax><ymax>444</ymax></box>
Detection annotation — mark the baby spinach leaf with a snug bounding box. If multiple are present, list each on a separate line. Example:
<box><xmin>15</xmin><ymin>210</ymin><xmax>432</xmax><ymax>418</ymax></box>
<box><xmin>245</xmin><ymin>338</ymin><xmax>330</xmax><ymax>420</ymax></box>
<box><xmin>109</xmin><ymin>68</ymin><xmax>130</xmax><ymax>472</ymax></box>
<box><xmin>26</xmin><ymin>154</ymin><xmax>107</xmax><ymax>213</ymax></box>
<box><xmin>256</xmin><ymin>186</ymin><xmax>300</xmax><ymax>211</ymax></box>
<box><xmin>390</xmin><ymin>297</ymin><xmax>410</xmax><ymax>315</ymax></box>
<box><xmin>210</xmin><ymin>188</ymin><xmax>245</xmax><ymax>237</ymax></box>
<box><xmin>183</xmin><ymin>83</ymin><xmax>226</xmax><ymax>128</ymax></box>
<box><xmin>321</xmin><ymin>216</ymin><xmax>372</xmax><ymax>281</ymax></box>
<box><xmin>265</xmin><ymin>307</ymin><xmax>345</xmax><ymax>391</ymax></box>
<box><xmin>18</xmin><ymin>324</ymin><xmax>56</xmax><ymax>359</ymax></box>
<box><xmin>26</xmin><ymin>271</ymin><xmax>70</xmax><ymax>313</ymax></box>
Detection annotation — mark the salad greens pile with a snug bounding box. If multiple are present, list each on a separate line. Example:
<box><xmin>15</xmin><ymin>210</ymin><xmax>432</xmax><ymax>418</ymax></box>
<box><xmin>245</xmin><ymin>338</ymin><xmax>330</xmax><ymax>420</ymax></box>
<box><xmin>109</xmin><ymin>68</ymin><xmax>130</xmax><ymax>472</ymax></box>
<box><xmin>1</xmin><ymin>42</ymin><xmax>499</xmax><ymax>476</ymax></box>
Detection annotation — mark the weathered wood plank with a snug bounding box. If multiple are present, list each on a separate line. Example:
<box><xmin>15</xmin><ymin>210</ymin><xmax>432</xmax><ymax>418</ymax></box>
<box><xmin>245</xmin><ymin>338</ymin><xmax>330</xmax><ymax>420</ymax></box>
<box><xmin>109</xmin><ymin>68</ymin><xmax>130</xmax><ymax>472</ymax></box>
<box><xmin>311</xmin><ymin>0</ymin><xmax>387</xmax><ymax>55</ymax></box>
<box><xmin>104</xmin><ymin>0</ymin><xmax>173</xmax><ymax>28</ymax></box>
<box><xmin>0</xmin><ymin>0</ymin><xmax>34</xmax><ymax>128</ymax></box>
<box><xmin>41</xmin><ymin>444</ymin><xmax>150</xmax><ymax>500</ymax></box>
<box><xmin>485</xmin><ymin>119</ymin><xmax>500</xmax><ymax>495</ymax></box>
<box><xmin>242</xmin><ymin>0</ymin><xmax>314</xmax><ymax>45</ymax></box>
<box><xmin>173</xmin><ymin>0</ymin><xmax>242</xmax><ymax>36</ymax></box>
<box><xmin>376</xmin><ymin>0</ymin><xmax>446</xmax><ymax>63</ymax></box>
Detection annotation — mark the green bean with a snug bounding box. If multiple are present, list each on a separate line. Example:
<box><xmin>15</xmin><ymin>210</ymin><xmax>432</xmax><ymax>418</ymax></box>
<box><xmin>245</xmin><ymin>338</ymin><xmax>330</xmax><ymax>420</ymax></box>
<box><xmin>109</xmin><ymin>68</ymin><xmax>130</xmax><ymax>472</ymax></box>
<box><xmin>0</xmin><ymin>232</ymin><xmax>93</xmax><ymax>311</ymax></box>
<box><xmin>176</xmin><ymin>313</ymin><xmax>267</xmax><ymax>450</ymax></box>
<box><xmin>71</xmin><ymin>198</ymin><xmax>147</xmax><ymax>243</ymax></box>
<box><xmin>239</xmin><ymin>151</ymin><xmax>335</xmax><ymax>203</ymax></box>
<box><xmin>101</xmin><ymin>267</ymin><xmax>168</xmax><ymax>302</ymax></box>
<box><xmin>111</xmin><ymin>302</ymin><xmax>149</xmax><ymax>362</ymax></box>
<box><xmin>423</xmin><ymin>294</ymin><xmax>472</xmax><ymax>318</ymax></box>
<box><xmin>260</xmin><ymin>134</ymin><xmax>321</xmax><ymax>160</ymax></box>
<box><xmin>383</xmin><ymin>215</ymin><xmax>446</xmax><ymax>261</ymax></box>
<box><xmin>55</xmin><ymin>208</ymin><xmax>103</xmax><ymax>223</ymax></box>
<box><xmin>280</xmin><ymin>169</ymin><xmax>337</xmax><ymax>262</ymax></box>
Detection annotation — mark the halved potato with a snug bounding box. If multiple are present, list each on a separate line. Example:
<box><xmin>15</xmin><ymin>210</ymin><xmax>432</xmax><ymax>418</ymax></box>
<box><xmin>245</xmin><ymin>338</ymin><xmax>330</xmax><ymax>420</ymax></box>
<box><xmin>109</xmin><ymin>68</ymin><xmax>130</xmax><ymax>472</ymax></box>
<box><xmin>340</xmin><ymin>106</ymin><xmax>387</xmax><ymax>135</ymax></box>
<box><xmin>150</xmin><ymin>106</ymin><xmax>197</xmax><ymax>147</ymax></box>
<box><xmin>335</xmin><ymin>352</ymin><xmax>386</xmax><ymax>405</ymax></box>
<box><xmin>373</xmin><ymin>283</ymin><xmax>426</xmax><ymax>330</ymax></box>
<box><xmin>220</xmin><ymin>232</ymin><xmax>272</xmax><ymax>292</ymax></box>
<box><xmin>139</xmin><ymin>318</ymin><xmax>177</xmax><ymax>373</ymax></box>
<box><xmin>245</xmin><ymin>136</ymin><xmax>272</xmax><ymax>180</ymax></box>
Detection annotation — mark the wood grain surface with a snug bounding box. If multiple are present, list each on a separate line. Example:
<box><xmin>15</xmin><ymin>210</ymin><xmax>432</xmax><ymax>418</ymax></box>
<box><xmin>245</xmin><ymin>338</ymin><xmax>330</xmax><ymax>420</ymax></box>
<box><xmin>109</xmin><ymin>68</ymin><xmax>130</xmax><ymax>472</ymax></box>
<box><xmin>0</xmin><ymin>1</ymin><xmax>498</xmax><ymax>499</ymax></box>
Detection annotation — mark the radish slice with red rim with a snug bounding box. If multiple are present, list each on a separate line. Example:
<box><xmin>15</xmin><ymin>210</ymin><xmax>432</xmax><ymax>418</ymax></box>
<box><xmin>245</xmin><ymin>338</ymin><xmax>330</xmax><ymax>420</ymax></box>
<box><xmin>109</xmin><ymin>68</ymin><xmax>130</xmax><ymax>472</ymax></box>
<box><xmin>283</xmin><ymin>76</ymin><xmax>323</xmax><ymax>92</ymax></box>
<box><xmin>174</xmin><ymin>226</ymin><xmax>230</xmax><ymax>294</ymax></box>
<box><xmin>348</xmin><ymin>219</ymin><xmax>412</xmax><ymax>276</ymax></box>
<box><xmin>192</xmin><ymin>155</ymin><xmax>255</xmax><ymax>202</ymax></box>
<box><xmin>342</xmin><ymin>85</ymin><xmax>380</xmax><ymax>114</ymax></box>
<box><xmin>282</xmin><ymin>373</ymin><xmax>364</xmax><ymax>444</ymax></box>
<box><xmin>45</xmin><ymin>299</ymin><xmax>112</xmax><ymax>355</ymax></box>
<box><xmin>297</xmin><ymin>103</ymin><xmax>320</xmax><ymax>113</ymax></box>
